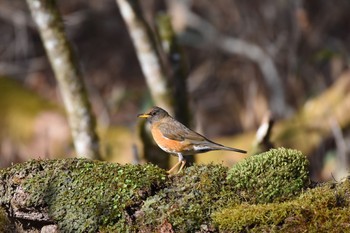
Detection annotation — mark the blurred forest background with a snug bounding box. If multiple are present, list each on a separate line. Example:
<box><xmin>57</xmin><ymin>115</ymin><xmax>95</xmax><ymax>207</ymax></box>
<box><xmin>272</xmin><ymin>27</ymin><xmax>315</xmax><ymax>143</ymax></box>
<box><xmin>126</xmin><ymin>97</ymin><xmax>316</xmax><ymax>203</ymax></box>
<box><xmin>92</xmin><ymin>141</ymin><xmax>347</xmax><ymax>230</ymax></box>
<box><xmin>0</xmin><ymin>0</ymin><xmax>350</xmax><ymax>181</ymax></box>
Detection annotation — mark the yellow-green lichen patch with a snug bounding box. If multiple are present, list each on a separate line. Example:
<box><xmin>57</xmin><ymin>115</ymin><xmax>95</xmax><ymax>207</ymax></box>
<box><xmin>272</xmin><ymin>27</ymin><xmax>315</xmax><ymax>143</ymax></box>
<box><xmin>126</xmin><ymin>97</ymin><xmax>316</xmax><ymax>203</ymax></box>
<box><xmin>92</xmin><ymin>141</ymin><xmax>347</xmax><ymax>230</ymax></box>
<box><xmin>227</xmin><ymin>148</ymin><xmax>310</xmax><ymax>203</ymax></box>
<box><xmin>134</xmin><ymin>164</ymin><xmax>240</xmax><ymax>232</ymax></box>
<box><xmin>212</xmin><ymin>180</ymin><xmax>350</xmax><ymax>232</ymax></box>
<box><xmin>0</xmin><ymin>159</ymin><xmax>167</xmax><ymax>233</ymax></box>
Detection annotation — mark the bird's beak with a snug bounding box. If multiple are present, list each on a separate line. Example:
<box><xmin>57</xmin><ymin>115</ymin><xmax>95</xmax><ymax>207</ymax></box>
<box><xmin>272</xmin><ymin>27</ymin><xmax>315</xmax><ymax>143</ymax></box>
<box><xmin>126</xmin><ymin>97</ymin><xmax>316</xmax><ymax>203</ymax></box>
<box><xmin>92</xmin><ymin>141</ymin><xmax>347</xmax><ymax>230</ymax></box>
<box><xmin>138</xmin><ymin>113</ymin><xmax>150</xmax><ymax>118</ymax></box>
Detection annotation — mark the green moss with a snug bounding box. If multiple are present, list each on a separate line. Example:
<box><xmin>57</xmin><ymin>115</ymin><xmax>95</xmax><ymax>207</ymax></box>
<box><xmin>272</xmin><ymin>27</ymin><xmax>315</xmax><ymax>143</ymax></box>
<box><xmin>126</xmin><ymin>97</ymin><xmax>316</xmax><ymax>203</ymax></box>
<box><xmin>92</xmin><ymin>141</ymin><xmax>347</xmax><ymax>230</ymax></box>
<box><xmin>134</xmin><ymin>164</ymin><xmax>239</xmax><ymax>232</ymax></box>
<box><xmin>117</xmin><ymin>148</ymin><xmax>310</xmax><ymax>232</ymax></box>
<box><xmin>0</xmin><ymin>159</ymin><xmax>167</xmax><ymax>233</ymax></box>
<box><xmin>213</xmin><ymin>180</ymin><xmax>350</xmax><ymax>232</ymax></box>
<box><xmin>0</xmin><ymin>148</ymin><xmax>316</xmax><ymax>232</ymax></box>
<box><xmin>227</xmin><ymin>148</ymin><xmax>310</xmax><ymax>203</ymax></box>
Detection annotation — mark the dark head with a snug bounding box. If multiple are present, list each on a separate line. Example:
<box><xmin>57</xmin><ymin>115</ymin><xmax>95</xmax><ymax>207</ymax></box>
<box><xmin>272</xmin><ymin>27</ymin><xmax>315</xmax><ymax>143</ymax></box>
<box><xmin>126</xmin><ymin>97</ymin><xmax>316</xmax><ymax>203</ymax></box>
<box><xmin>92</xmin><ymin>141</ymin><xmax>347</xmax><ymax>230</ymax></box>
<box><xmin>138</xmin><ymin>106</ymin><xmax>170</xmax><ymax>124</ymax></box>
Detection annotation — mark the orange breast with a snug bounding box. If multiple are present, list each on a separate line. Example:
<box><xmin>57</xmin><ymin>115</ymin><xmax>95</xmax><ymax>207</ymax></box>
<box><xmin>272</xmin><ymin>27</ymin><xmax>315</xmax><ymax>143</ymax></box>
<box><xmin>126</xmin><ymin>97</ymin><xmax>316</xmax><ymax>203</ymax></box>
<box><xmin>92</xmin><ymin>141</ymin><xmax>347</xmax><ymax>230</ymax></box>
<box><xmin>151</xmin><ymin>126</ymin><xmax>187</xmax><ymax>154</ymax></box>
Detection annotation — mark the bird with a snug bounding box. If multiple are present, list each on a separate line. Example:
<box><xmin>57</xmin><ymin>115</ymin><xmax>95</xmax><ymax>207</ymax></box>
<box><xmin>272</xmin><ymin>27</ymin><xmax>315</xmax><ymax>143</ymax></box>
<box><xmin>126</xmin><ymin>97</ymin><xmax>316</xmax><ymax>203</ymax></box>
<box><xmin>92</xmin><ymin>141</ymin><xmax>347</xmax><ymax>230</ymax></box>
<box><xmin>138</xmin><ymin>106</ymin><xmax>247</xmax><ymax>173</ymax></box>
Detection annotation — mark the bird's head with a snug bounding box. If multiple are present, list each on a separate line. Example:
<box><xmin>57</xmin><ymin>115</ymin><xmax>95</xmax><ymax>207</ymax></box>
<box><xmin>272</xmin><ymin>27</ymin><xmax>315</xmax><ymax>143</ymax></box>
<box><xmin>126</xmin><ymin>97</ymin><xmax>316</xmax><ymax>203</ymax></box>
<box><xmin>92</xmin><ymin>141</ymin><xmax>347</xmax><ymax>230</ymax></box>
<box><xmin>138</xmin><ymin>106</ymin><xmax>169</xmax><ymax>124</ymax></box>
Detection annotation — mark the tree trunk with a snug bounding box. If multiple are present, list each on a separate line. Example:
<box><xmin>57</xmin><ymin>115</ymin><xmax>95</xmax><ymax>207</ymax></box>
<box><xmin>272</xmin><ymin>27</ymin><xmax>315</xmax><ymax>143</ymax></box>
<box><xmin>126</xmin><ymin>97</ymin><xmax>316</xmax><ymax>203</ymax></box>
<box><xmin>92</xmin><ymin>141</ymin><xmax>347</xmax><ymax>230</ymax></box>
<box><xmin>26</xmin><ymin>0</ymin><xmax>101</xmax><ymax>160</ymax></box>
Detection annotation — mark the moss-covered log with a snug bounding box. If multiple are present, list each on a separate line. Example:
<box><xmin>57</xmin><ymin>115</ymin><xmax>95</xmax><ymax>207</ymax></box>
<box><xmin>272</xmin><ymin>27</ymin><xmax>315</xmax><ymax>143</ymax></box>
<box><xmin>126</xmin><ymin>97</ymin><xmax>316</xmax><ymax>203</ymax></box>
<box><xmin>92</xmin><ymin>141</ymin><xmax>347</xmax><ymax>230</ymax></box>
<box><xmin>0</xmin><ymin>159</ymin><xmax>166</xmax><ymax>232</ymax></box>
<box><xmin>0</xmin><ymin>148</ymin><xmax>316</xmax><ymax>232</ymax></box>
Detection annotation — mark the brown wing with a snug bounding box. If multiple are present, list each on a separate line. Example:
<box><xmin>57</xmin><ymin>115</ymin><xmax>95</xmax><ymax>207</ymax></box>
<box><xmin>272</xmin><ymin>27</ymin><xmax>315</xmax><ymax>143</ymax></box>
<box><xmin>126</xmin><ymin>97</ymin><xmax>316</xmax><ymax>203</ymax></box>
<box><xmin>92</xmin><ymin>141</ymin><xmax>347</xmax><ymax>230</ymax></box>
<box><xmin>156</xmin><ymin>117</ymin><xmax>247</xmax><ymax>154</ymax></box>
<box><xmin>157</xmin><ymin>119</ymin><xmax>207</xmax><ymax>143</ymax></box>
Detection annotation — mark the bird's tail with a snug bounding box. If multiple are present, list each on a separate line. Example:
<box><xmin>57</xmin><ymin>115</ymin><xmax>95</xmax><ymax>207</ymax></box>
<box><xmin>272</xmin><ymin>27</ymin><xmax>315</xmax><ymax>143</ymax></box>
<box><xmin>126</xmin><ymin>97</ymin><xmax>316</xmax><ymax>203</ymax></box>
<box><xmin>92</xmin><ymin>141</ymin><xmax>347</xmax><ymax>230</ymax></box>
<box><xmin>215</xmin><ymin>144</ymin><xmax>247</xmax><ymax>154</ymax></box>
<box><xmin>195</xmin><ymin>140</ymin><xmax>247</xmax><ymax>154</ymax></box>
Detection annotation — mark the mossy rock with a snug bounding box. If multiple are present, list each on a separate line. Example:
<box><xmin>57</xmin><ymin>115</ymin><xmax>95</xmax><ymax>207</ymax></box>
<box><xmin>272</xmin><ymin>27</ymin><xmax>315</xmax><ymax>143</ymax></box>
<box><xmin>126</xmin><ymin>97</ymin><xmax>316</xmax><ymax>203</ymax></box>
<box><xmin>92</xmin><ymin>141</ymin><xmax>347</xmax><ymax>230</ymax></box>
<box><xmin>104</xmin><ymin>148</ymin><xmax>311</xmax><ymax>232</ymax></box>
<box><xmin>0</xmin><ymin>159</ymin><xmax>167</xmax><ymax>233</ymax></box>
<box><xmin>212</xmin><ymin>179</ymin><xmax>350</xmax><ymax>232</ymax></box>
<box><xmin>134</xmin><ymin>164</ymin><xmax>237</xmax><ymax>232</ymax></box>
<box><xmin>0</xmin><ymin>148</ymin><xmax>311</xmax><ymax>232</ymax></box>
<box><xmin>227</xmin><ymin>148</ymin><xmax>310</xmax><ymax>203</ymax></box>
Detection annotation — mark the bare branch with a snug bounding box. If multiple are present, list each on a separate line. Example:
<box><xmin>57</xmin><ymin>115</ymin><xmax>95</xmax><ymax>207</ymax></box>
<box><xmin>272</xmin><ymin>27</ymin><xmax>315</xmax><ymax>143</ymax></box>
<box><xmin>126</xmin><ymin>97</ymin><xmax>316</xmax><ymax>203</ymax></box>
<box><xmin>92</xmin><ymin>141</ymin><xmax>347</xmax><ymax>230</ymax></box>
<box><xmin>169</xmin><ymin>1</ymin><xmax>292</xmax><ymax>117</ymax></box>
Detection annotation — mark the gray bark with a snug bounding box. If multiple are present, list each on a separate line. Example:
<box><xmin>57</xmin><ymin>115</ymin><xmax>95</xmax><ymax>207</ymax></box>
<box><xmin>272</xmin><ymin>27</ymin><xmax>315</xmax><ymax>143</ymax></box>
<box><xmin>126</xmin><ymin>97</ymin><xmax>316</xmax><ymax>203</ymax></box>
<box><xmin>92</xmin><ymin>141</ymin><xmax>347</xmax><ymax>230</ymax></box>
<box><xmin>115</xmin><ymin>0</ymin><xmax>173</xmax><ymax>112</ymax></box>
<box><xmin>26</xmin><ymin>0</ymin><xmax>101</xmax><ymax>159</ymax></box>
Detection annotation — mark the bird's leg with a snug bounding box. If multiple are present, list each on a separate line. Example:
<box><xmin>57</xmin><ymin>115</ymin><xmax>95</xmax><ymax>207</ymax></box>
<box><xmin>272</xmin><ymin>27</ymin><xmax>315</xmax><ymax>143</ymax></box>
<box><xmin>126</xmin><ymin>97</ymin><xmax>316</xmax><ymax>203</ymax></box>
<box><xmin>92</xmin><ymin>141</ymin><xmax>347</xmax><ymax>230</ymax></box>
<box><xmin>177</xmin><ymin>153</ymin><xmax>186</xmax><ymax>174</ymax></box>
<box><xmin>177</xmin><ymin>160</ymin><xmax>186</xmax><ymax>174</ymax></box>
<box><xmin>167</xmin><ymin>160</ymin><xmax>182</xmax><ymax>174</ymax></box>
<box><xmin>167</xmin><ymin>153</ymin><xmax>186</xmax><ymax>174</ymax></box>
<box><xmin>176</xmin><ymin>153</ymin><xmax>186</xmax><ymax>174</ymax></box>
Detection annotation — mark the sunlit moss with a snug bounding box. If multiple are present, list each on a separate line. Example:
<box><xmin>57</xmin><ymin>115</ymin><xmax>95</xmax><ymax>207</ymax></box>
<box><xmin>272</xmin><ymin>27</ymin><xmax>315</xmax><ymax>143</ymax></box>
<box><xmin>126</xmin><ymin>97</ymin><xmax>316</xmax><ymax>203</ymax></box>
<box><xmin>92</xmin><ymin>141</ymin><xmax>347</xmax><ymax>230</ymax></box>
<box><xmin>212</xmin><ymin>180</ymin><xmax>350</xmax><ymax>232</ymax></box>
<box><xmin>0</xmin><ymin>158</ymin><xmax>167</xmax><ymax>233</ymax></box>
<box><xmin>227</xmin><ymin>148</ymin><xmax>310</xmax><ymax>203</ymax></box>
